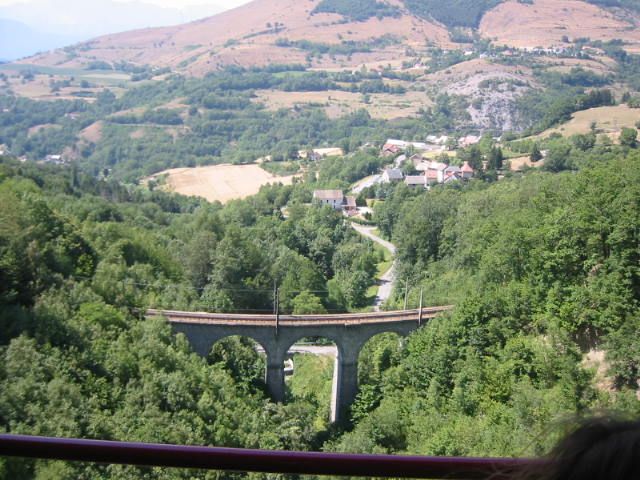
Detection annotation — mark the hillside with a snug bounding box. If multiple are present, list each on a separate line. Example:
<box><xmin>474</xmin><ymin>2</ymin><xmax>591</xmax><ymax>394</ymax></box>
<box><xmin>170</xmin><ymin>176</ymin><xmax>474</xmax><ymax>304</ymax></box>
<box><xmin>20</xmin><ymin>0</ymin><xmax>640</xmax><ymax>76</ymax></box>
<box><xmin>25</xmin><ymin>0</ymin><xmax>454</xmax><ymax>75</ymax></box>
<box><xmin>480</xmin><ymin>0</ymin><xmax>640</xmax><ymax>50</ymax></box>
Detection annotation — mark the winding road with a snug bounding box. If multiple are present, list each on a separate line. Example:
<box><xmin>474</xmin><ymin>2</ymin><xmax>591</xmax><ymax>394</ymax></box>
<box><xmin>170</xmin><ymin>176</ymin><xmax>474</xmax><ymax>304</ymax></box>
<box><xmin>351</xmin><ymin>224</ymin><xmax>397</xmax><ymax>311</ymax></box>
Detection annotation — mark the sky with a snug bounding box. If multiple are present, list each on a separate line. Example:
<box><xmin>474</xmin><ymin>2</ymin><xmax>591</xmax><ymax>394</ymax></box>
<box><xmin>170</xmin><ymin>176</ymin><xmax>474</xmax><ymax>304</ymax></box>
<box><xmin>0</xmin><ymin>0</ymin><xmax>251</xmax><ymax>7</ymax></box>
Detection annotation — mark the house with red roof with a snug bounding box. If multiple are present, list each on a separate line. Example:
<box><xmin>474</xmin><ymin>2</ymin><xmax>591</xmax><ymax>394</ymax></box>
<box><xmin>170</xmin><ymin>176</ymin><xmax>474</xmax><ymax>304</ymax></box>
<box><xmin>461</xmin><ymin>161</ymin><xmax>475</xmax><ymax>179</ymax></box>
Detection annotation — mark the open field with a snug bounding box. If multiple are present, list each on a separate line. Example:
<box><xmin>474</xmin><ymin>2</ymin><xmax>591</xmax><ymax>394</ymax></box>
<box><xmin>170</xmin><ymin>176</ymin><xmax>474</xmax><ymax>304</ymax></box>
<box><xmin>534</xmin><ymin>105</ymin><xmax>640</xmax><ymax>139</ymax></box>
<box><xmin>539</xmin><ymin>57</ymin><xmax>617</xmax><ymax>76</ymax></box>
<box><xmin>252</xmin><ymin>89</ymin><xmax>432</xmax><ymax>120</ymax></box>
<box><xmin>79</xmin><ymin>122</ymin><xmax>104</xmax><ymax>143</ymax></box>
<box><xmin>27</xmin><ymin>123</ymin><xmax>60</xmax><ymax>137</ymax></box>
<box><xmin>0</xmin><ymin>68</ymin><xmax>129</xmax><ymax>100</ymax></box>
<box><xmin>509</xmin><ymin>156</ymin><xmax>544</xmax><ymax>171</ymax></box>
<box><xmin>149</xmin><ymin>164</ymin><xmax>297</xmax><ymax>203</ymax></box>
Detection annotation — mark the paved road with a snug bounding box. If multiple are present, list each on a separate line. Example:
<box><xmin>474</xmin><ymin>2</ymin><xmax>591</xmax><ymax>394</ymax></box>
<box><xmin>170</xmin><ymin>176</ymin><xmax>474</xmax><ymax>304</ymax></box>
<box><xmin>351</xmin><ymin>224</ymin><xmax>396</xmax><ymax>254</ymax></box>
<box><xmin>288</xmin><ymin>345</ymin><xmax>337</xmax><ymax>356</ymax></box>
<box><xmin>351</xmin><ymin>174</ymin><xmax>382</xmax><ymax>194</ymax></box>
<box><xmin>351</xmin><ymin>224</ymin><xmax>397</xmax><ymax>310</ymax></box>
<box><xmin>256</xmin><ymin>345</ymin><xmax>337</xmax><ymax>356</ymax></box>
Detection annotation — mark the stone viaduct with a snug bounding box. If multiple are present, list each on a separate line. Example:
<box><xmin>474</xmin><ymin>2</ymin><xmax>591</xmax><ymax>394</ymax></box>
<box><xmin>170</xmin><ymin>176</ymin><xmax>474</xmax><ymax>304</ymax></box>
<box><xmin>147</xmin><ymin>306</ymin><xmax>452</xmax><ymax>424</ymax></box>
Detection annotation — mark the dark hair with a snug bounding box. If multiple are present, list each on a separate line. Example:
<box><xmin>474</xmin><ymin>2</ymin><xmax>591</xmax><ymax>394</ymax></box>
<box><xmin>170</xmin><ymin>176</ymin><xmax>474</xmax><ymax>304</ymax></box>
<box><xmin>516</xmin><ymin>417</ymin><xmax>640</xmax><ymax>480</ymax></box>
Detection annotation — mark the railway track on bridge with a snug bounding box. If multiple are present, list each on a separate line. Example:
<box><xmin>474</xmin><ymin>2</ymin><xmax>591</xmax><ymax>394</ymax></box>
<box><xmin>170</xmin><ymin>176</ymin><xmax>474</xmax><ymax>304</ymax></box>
<box><xmin>146</xmin><ymin>306</ymin><xmax>453</xmax><ymax>327</ymax></box>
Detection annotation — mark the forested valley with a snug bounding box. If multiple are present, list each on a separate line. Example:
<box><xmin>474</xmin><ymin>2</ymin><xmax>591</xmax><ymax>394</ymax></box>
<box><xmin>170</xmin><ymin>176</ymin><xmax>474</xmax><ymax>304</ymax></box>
<box><xmin>1</xmin><ymin>133</ymin><xmax>639</xmax><ymax>477</ymax></box>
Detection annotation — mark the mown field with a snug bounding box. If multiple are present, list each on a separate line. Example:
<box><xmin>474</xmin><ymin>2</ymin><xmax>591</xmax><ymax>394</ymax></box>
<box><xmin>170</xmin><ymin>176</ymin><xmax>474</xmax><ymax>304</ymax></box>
<box><xmin>148</xmin><ymin>163</ymin><xmax>298</xmax><ymax>203</ymax></box>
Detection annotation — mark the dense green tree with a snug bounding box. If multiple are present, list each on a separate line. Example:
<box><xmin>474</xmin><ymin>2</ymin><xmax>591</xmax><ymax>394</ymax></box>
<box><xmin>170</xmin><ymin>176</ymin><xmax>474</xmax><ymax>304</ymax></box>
<box><xmin>543</xmin><ymin>142</ymin><xmax>573</xmax><ymax>172</ymax></box>
<box><xmin>529</xmin><ymin>144</ymin><xmax>543</xmax><ymax>162</ymax></box>
<box><xmin>486</xmin><ymin>146</ymin><xmax>504</xmax><ymax>170</ymax></box>
<box><xmin>292</xmin><ymin>291</ymin><xmax>327</xmax><ymax>314</ymax></box>
<box><xmin>620</xmin><ymin>127</ymin><xmax>638</xmax><ymax>147</ymax></box>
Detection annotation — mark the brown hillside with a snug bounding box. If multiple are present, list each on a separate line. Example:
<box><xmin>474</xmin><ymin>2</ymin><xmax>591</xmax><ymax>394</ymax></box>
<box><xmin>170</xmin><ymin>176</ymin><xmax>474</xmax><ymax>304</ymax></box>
<box><xmin>28</xmin><ymin>0</ymin><xmax>454</xmax><ymax>75</ymax></box>
<box><xmin>480</xmin><ymin>0</ymin><xmax>640</xmax><ymax>50</ymax></box>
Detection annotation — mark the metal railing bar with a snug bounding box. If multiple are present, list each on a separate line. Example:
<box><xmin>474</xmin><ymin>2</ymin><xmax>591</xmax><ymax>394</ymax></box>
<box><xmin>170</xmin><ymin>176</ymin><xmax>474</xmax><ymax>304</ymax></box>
<box><xmin>0</xmin><ymin>435</ymin><xmax>536</xmax><ymax>479</ymax></box>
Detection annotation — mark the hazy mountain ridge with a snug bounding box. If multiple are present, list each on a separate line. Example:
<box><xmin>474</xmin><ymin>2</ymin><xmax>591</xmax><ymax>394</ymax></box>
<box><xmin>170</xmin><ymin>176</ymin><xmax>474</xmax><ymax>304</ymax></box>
<box><xmin>0</xmin><ymin>17</ymin><xmax>82</xmax><ymax>61</ymax></box>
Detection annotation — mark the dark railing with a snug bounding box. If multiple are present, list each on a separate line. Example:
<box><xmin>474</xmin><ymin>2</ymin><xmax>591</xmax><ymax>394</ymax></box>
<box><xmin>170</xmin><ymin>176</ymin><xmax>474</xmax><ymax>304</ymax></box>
<box><xmin>0</xmin><ymin>435</ymin><xmax>535</xmax><ymax>479</ymax></box>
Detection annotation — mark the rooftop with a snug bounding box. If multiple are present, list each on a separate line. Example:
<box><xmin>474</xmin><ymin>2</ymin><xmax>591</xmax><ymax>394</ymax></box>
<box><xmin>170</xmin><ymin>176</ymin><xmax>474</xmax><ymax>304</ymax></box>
<box><xmin>405</xmin><ymin>175</ymin><xmax>426</xmax><ymax>185</ymax></box>
<box><xmin>313</xmin><ymin>189</ymin><xmax>343</xmax><ymax>201</ymax></box>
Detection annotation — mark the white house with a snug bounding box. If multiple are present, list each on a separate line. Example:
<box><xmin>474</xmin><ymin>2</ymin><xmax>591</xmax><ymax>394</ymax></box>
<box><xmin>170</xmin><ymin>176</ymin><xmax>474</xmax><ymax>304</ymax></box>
<box><xmin>313</xmin><ymin>190</ymin><xmax>345</xmax><ymax>210</ymax></box>
<box><xmin>383</xmin><ymin>139</ymin><xmax>430</xmax><ymax>152</ymax></box>
<box><xmin>44</xmin><ymin>154</ymin><xmax>65</xmax><ymax>165</ymax></box>
<box><xmin>313</xmin><ymin>190</ymin><xmax>357</xmax><ymax>214</ymax></box>
<box><xmin>426</xmin><ymin>135</ymin><xmax>449</xmax><ymax>146</ymax></box>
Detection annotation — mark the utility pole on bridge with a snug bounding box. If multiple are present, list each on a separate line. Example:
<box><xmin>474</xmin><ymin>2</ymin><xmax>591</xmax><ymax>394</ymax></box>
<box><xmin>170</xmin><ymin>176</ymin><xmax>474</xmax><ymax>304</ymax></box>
<box><xmin>273</xmin><ymin>284</ymin><xmax>280</xmax><ymax>335</ymax></box>
<box><xmin>403</xmin><ymin>280</ymin><xmax>409</xmax><ymax>310</ymax></box>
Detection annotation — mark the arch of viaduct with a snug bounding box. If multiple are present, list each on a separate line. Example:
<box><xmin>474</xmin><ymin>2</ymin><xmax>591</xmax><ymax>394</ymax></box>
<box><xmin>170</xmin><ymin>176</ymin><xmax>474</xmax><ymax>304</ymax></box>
<box><xmin>147</xmin><ymin>307</ymin><xmax>452</xmax><ymax>424</ymax></box>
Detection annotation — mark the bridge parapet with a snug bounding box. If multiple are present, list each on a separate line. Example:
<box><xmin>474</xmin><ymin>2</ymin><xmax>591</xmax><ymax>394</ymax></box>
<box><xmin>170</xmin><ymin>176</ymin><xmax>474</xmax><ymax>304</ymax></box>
<box><xmin>147</xmin><ymin>306</ymin><xmax>452</xmax><ymax>327</ymax></box>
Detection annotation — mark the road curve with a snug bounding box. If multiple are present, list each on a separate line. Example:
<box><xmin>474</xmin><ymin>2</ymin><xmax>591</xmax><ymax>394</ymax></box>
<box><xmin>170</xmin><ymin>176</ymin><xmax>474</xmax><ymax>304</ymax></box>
<box><xmin>350</xmin><ymin>224</ymin><xmax>397</xmax><ymax>310</ymax></box>
<box><xmin>351</xmin><ymin>224</ymin><xmax>396</xmax><ymax>254</ymax></box>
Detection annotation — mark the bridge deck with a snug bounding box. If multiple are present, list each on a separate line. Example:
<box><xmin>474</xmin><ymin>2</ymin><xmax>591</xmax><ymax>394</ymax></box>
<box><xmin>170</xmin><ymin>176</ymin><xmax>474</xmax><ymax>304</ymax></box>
<box><xmin>147</xmin><ymin>306</ymin><xmax>453</xmax><ymax>327</ymax></box>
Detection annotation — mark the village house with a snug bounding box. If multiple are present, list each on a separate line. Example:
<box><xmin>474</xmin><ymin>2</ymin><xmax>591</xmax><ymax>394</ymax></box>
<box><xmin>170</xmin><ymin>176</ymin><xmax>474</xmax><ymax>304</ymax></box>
<box><xmin>381</xmin><ymin>168</ymin><xmax>403</xmax><ymax>183</ymax></box>
<box><xmin>305</xmin><ymin>150</ymin><xmax>322</xmax><ymax>161</ymax></box>
<box><xmin>459</xmin><ymin>135</ymin><xmax>481</xmax><ymax>148</ymax></box>
<box><xmin>404</xmin><ymin>175</ymin><xmax>427</xmax><ymax>189</ymax></box>
<box><xmin>313</xmin><ymin>190</ymin><xmax>357</xmax><ymax>214</ymax></box>
<box><xmin>424</xmin><ymin>169</ymin><xmax>439</xmax><ymax>186</ymax></box>
<box><xmin>410</xmin><ymin>153</ymin><xmax>425</xmax><ymax>166</ymax></box>
<box><xmin>444</xmin><ymin>165</ymin><xmax>463</xmax><ymax>184</ymax></box>
<box><xmin>300</xmin><ymin>147</ymin><xmax>344</xmax><ymax>161</ymax></box>
<box><xmin>313</xmin><ymin>190</ymin><xmax>344</xmax><ymax>209</ymax></box>
<box><xmin>426</xmin><ymin>135</ymin><xmax>449</xmax><ymax>146</ymax></box>
<box><xmin>44</xmin><ymin>154</ymin><xmax>65</xmax><ymax>165</ymax></box>
<box><xmin>445</xmin><ymin>165</ymin><xmax>461</xmax><ymax>176</ymax></box>
<box><xmin>382</xmin><ymin>139</ymin><xmax>430</xmax><ymax>155</ymax></box>
<box><xmin>343</xmin><ymin>196</ymin><xmax>357</xmax><ymax>215</ymax></box>
<box><xmin>461</xmin><ymin>161</ymin><xmax>475</xmax><ymax>179</ymax></box>
<box><xmin>402</xmin><ymin>159</ymin><xmax>476</xmax><ymax>189</ymax></box>
<box><xmin>381</xmin><ymin>144</ymin><xmax>402</xmax><ymax>157</ymax></box>
<box><xmin>415</xmin><ymin>160</ymin><xmax>448</xmax><ymax>183</ymax></box>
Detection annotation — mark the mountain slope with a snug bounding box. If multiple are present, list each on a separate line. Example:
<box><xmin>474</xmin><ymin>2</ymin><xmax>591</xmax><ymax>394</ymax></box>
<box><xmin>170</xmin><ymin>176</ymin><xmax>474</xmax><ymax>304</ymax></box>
<box><xmin>480</xmin><ymin>0</ymin><xmax>640</xmax><ymax>49</ymax></box>
<box><xmin>22</xmin><ymin>0</ymin><xmax>640</xmax><ymax>76</ymax></box>
<box><xmin>25</xmin><ymin>0</ymin><xmax>454</xmax><ymax>75</ymax></box>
